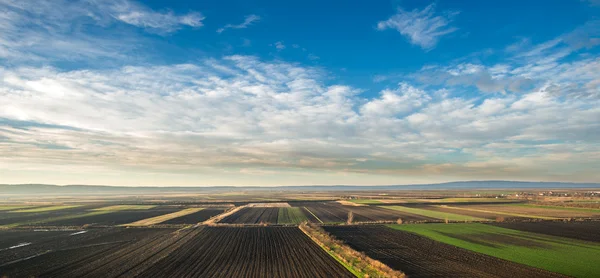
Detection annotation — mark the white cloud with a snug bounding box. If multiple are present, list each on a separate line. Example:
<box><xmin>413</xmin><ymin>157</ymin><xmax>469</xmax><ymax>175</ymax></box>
<box><xmin>377</xmin><ymin>4</ymin><xmax>458</xmax><ymax>50</ymax></box>
<box><xmin>217</xmin><ymin>14</ymin><xmax>260</xmax><ymax>33</ymax></box>
<box><xmin>361</xmin><ymin>83</ymin><xmax>430</xmax><ymax>117</ymax></box>
<box><xmin>0</xmin><ymin>0</ymin><xmax>203</xmax><ymax>65</ymax></box>
<box><xmin>274</xmin><ymin>41</ymin><xmax>285</xmax><ymax>50</ymax></box>
<box><xmin>1</xmin><ymin>55</ymin><xmax>599</xmax><ymax>183</ymax></box>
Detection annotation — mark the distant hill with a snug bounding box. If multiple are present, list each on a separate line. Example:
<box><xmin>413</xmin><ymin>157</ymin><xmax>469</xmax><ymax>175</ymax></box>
<box><xmin>0</xmin><ymin>181</ymin><xmax>599</xmax><ymax>195</ymax></box>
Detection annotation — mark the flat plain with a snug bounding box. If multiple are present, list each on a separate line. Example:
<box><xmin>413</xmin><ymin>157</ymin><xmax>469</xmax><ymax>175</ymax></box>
<box><xmin>1</xmin><ymin>188</ymin><xmax>599</xmax><ymax>278</ymax></box>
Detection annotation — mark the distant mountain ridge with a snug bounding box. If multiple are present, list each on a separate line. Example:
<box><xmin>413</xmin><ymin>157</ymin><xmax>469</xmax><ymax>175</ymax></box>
<box><xmin>0</xmin><ymin>181</ymin><xmax>599</xmax><ymax>195</ymax></box>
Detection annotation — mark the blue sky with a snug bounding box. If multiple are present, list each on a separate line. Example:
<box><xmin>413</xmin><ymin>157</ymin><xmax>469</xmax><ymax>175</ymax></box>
<box><xmin>0</xmin><ymin>0</ymin><xmax>599</xmax><ymax>186</ymax></box>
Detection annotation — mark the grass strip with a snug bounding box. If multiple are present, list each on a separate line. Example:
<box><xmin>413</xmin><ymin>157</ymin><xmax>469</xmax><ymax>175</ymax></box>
<box><xmin>388</xmin><ymin>223</ymin><xmax>600</xmax><ymax>278</ymax></box>
<box><xmin>299</xmin><ymin>223</ymin><xmax>404</xmax><ymax>278</ymax></box>
<box><xmin>348</xmin><ymin>199</ymin><xmax>383</xmax><ymax>204</ymax></box>
<box><xmin>381</xmin><ymin>205</ymin><xmax>489</xmax><ymax>221</ymax></box>
<box><xmin>0</xmin><ymin>206</ymin><xmax>36</xmax><ymax>211</ymax></box>
<box><xmin>92</xmin><ymin>205</ymin><xmax>155</xmax><ymax>211</ymax></box>
<box><xmin>0</xmin><ymin>210</ymin><xmax>112</xmax><ymax>228</ymax></box>
<box><xmin>124</xmin><ymin>208</ymin><xmax>204</xmax><ymax>226</ymax></box>
<box><xmin>10</xmin><ymin>205</ymin><xmax>80</xmax><ymax>213</ymax></box>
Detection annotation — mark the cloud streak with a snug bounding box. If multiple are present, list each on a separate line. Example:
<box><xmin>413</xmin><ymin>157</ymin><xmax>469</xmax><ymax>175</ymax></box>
<box><xmin>377</xmin><ymin>4</ymin><xmax>458</xmax><ymax>50</ymax></box>
<box><xmin>217</xmin><ymin>14</ymin><xmax>260</xmax><ymax>33</ymax></box>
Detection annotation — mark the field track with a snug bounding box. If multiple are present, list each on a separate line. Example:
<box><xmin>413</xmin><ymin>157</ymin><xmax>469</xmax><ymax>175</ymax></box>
<box><xmin>324</xmin><ymin>225</ymin><xmax>566</xmax><ymax>278</ymax></box>
<box><xmin>140</xmin><ymin>226</ymin><xmax>354</xmax><ymax>278</ymax></box>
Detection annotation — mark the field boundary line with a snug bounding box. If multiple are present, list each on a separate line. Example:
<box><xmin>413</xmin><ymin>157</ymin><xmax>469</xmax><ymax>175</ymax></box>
<box><xmin>299</xmin><ymin>223</ymin><xmax>405</xmax><ymax>278</ymax></box>
<box><xmin>439</xmin><ymin>205</ymin><xmax>559</xmax><ymax>220</ymax></box>
<box><xmin>299</xmin><ymin>225</ymin><xmax>362</xmax><ymax>277</ymax></box>
<box><xmin>201</xmin><ymin>205</ymin><xmax>248</xmax><ymax>225</ymax></box>
<box><xmin>303</xmin><ymin>207</ymin><xmax>323</xmax><ymax>224</ymax></box>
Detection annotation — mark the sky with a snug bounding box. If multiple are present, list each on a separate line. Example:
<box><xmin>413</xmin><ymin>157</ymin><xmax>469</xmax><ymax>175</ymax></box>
<box><xmin>0</xmin><ymin>0</ymin><xmax>599</xmax><ymax>186</ymax></box>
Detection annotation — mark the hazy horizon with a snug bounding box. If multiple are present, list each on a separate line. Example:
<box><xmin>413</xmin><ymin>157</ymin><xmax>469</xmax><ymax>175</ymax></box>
<box><xmin>1</xmin><ymin>0</ymin><xmax>599</xmax><ymax>186</ymax></box>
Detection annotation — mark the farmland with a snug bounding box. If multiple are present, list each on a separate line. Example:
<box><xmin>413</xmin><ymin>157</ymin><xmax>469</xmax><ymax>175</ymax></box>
<box><xmin>141</xmin><ymin>227</ymin><xmax>353</xmax><ymax>277</ymax></box>
<box><xmin>162</xmin><ymin>208</ymin><xmax>226</xmax><ymax>224</ymax></box>
<box><xmin>220</xmin><ymin>207</ymin><xmax>280</xmax><ymax>224</ymax></box>
<box><xmin>324</xmin><ymin>225</ymin><xmax>565</xmax><ymax>278</ymax></box>
<box><xmin>302</xmin><ymin>202</ymin><xmax>435</xmax><ymax>223</ymax></box>
<box><xmin>490</xmin><ymin>221</ymin><xmax>600</xmax><ymax>242</ymax></box>
<box><xmin>442</xmin><ymin>204</ymin><xmax>600</xmax><ymax>219</ymax></box>
<box><xmin>278</xmin><ymin>207</ymin><xmax>308</xmax><ymax>224</ymax></box>
<box><xmin>390</xmin><ymin>223</ymin><xmax>600</xmax><ymax>277</ymax></box>
<box><xmin>0</xmin><ymin>186</ymin><xmax>599</xmax><ymax>277</ymax></box>
<box><xmin>382</xmin><ymin>205</ymin><xmax>489</xmax><ymax>222</ymax></box>
<box><xmin>0</xmin><ymin>228</ymin><xmax>178</xmax><ymax>277</ymax></box>
<box><xmin>420</xmin><ymin>204</ymin><xmax>529</xmax><ymax>220</ymax></box>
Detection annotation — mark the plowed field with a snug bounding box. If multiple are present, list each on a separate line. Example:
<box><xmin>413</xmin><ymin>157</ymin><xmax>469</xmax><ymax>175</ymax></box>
<box><xmin>324</xmin><ymin>225</ymin><xmax>566</xmax><ymax>278</ymax></box>
<box><xmin>219</xmin><ymin>207</ymin><xmax>279</xmax><ymax>224</ymax></box>
<box><xmin>490</xmin><ymin>221</ymin><xmax>600</xmax><ymax>242</ymax></box>
<box><xmin>140</xmin><ymin>227</ymin><xmax>353</xmax><ymax>278</ymax></box>
<box><xmin>302</xmin><ymin>203</ymin><xmax>434</xmax><ymax>223</ymax></box>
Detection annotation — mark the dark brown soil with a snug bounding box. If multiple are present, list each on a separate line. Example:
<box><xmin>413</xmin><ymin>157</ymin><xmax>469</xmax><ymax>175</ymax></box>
<box><xmin>0</xmin><ymin>228</ymin><xmax>177</xmax><ymax>277</ymax></box>
<box><xmin>490</xmin><ymin>221</ymin><xmax>600</xmax><ymax>242</ymax></box>
<box><xmin>161</xmin><ymin>208</ymin><xmax>226</xmax><ymax>224</ymax></box>
<box><xmin>219</xmin><ymin>207</ymin><xmax>279</xmax><ymax>224</ymax></box>
<box><xmin>302</xmin><ymin>202</ymin><xmax>435</xmax><ymax>223</ymax></box>
<box><xmin>140</xmin><ymin>227</ymin><xmax>354</xmax><ymax>278</ymax></box>
<box><xmin>43</xmin><ymin>207</ymin><xmax>181</xmax><ymax>226</ymax></box>
<box><xmin>438</xmin><ymin>232</ymin><xmax>552</xmax><ymax>248</ymax></box>
<box><xmin>324</xmin><ymin>225</ymin><xmax>567</xmax><ymax>278</ymax></box>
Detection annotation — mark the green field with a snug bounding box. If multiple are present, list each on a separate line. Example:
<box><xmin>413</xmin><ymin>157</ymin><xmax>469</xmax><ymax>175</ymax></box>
<box><xmin>1</xmin><ymin>211</ymin><xmax>112</xmax><ymax>228</ymax></box>
<box><xmin>381</xmin><ymin>206</ymin><xmax>489</xmax><ymax>221</ymax></box>
<box><xmin>10</xmin><ymin>205</ymin><xmax>80</xmax><ymax>213</ymax></box>
<box><xmin>348</xmin><ymin>199</ymin><xmax>383</xmax><ymax>204</ymax></box>
<box><xmin>92</xmin><ymin>205</ymin><xmax>155</xmax><ymax>211</ymax></box>
<box><xmin>435</xmin><ymin>197</ymin><xmax>518</xmax><ymax>203</ymax></box>
<box><xmin>388</xmin><ymin>223</ymin><xmax>600</xmax><ymax>277</ymax></box>
<box><xmin>0</xmin><ymin>206</ymin><xmax>37</xmax><ymax>211</ymax></box>
<box><xmin>278</xmin><ymin>207</ymin><xmax>308</xmax><ymax>224</ymax></box>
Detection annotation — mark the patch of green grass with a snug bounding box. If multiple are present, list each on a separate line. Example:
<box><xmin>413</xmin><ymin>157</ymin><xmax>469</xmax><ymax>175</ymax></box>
<box><xmin>277</xmin><ymin>207</ymin><xmax>308</xmax><ymax>224</ymax></box>
<box><xmin>388</xmin><ymin>223</ymin><xmax>600</xmax><ymax>277</ymax></box>
<box><xmin>10</xmin><ymin>205</ymin><xmax>80</xmax><ymax>213</ymax></box>
<box><xmin>348</xmin><ymin>199</ymin><xmax>383</xmax><ymax>204</ymax></box>
<box><xmin>381</xmin><ymin>206</ymin><xmax>489</xmax><ymax>221</ymax></box>
<box><xmin>1</xmin><ymin>211</ymin><xmax>112</xmax><ymax>228</ymax></box>
<box><xmin>92</xmin><ymin>205</ymin><xmax>155</xmax><ymax>211</ymax></box>
<box><xmin>0</xmin><ymin>206</ymin><xmax>37</xmax><ymax>211</ymax></box>
<box><xmin>514</xmin><ymin>204</ymin><xmax>600</xmax><ymax>213</ymax></box>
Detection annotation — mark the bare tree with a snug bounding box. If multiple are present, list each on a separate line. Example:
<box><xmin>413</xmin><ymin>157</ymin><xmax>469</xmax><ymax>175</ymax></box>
<box><xmin>347</xmin><ymin>211</ymin><xmax>354</xmax><ymax>224</ymax></box>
